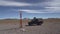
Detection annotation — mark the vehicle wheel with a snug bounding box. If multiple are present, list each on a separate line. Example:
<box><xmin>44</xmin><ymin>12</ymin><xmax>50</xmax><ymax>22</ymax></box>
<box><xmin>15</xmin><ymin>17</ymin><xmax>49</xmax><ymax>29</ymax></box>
<box><xmin>28</xmin><ymin>22</ymin><xmax>32</xmax><ymax>26</ymax></box>
<box><xmin>37</xmin><ymin>23</ymin><xmax>40</xmax><ymax>25</ymax></box>
<box><xmin>36</xmin><ymin>22</ymin><xmax>40</xmax><ymax>25</ymax></box>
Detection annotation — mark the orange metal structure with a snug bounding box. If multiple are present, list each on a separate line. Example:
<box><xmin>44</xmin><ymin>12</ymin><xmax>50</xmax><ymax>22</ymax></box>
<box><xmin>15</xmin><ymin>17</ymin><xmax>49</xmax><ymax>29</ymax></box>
<box><xmin>20</xmin><ymin>11</ymin><xmax>22</xmax><ymax>28</ymax></box>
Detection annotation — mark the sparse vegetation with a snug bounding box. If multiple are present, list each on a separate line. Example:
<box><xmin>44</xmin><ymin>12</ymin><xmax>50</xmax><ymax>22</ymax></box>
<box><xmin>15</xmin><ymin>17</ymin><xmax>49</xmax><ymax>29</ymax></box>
<box><xmin>0</xmin><ymin>18</ymin><xmax>60</xmax><ymax>34</ymax></box>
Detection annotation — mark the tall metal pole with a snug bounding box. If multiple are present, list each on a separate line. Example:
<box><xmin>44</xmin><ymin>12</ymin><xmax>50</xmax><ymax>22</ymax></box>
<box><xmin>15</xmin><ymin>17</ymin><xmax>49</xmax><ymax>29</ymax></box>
<box><xmin>20</xmin><ymin>11</ymin><xmax>26</xmax><ymax>31</ymax></box>
<box><xmin>20</xmin><ymin>11</ymin><xmax>22</xmax><ymax>28</ymax></box>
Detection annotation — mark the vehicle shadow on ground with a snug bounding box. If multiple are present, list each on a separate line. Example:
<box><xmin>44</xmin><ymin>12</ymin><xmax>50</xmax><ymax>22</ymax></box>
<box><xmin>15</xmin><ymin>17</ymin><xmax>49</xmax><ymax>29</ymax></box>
<box><xmin>25</xmin><ymin>24</ymin><xmax>42</xmax><ymax>26</ymax></box>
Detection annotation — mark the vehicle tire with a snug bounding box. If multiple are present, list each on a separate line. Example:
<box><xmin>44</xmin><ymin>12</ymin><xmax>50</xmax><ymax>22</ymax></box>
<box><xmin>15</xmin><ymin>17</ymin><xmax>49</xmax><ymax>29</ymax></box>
<box><xmin>37</xmin><ymin>22</ymin><xmax>40</xmax><ymax>25</ymax></box>
<box><xmin>28</xmin><ymin>22</ymin><xmax>32</xmax><ymax>26</ymax></box>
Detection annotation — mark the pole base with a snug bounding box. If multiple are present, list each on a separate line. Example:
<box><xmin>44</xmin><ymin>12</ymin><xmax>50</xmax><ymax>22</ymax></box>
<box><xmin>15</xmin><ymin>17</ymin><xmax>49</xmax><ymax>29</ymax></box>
<box><xmin>20</xmin><ymin>28</ymin><xmax>26</xmax><ymax>32</ymax></box>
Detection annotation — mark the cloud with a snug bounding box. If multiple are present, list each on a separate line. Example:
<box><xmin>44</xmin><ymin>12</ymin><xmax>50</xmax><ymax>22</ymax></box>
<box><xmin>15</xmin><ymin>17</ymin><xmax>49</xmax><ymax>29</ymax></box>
<box><xmin>32</xmin><ymin>0</ymin><xmax>60</xmax><ymax>7</ymax></box>
<box><xmin>19</xmin><ymin>9</ymin><xmax>60</xmax><ymax>13</ymax></box>
<box><xmin>44</xmin><ymin>0</ymin><xmax>60</xmax><ymax>13</ymax></box>
<box><xmin>30</xmin><ymin>0</ymin><xmax>60</xmax><ymax>13</ymax></box>
<box><xmin>45</xmin><ymin>7</ymin><xmax>60</xmax><ymax>10</ymax></box>
<box><xmin>3</xmin><ymin>0</ymin><xmax>48</xmax><ymax>3</ymax></box>
<box><xmin>0</xmin><ymin>0</ymin><xmax>60</xmax><ymax>13</ymax></box>
<box><xmin>47</xmin><ymin>2</ymin><xmax>60</xmax><ymax>7</ymax></box>
<box><xmin>45</xmin><ymin>7</ymin><xmax>60</xmax><ymax>8</ymax></box>
<box><xmin>19</xmin><ymin>10</ymin><xmax>43</xmax><ymax>13</ymax></box>
<box><xmin>0</xmin><ymin>0</ymin><xmax>32</xmax><ymax>6</ymax></box>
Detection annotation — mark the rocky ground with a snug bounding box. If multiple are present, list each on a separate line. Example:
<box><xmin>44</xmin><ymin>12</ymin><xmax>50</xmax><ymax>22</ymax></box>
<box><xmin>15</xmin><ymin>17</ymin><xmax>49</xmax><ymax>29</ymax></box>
<box><xmin>0</xmin><ymin>19</ymin><xmax>60</xmax><ymax>34</ymax></box>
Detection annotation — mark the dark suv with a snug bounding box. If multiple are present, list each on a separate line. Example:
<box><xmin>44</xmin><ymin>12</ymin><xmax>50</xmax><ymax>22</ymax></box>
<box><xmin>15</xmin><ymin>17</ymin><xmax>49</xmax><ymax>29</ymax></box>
<box><xmin>28</xmin><ymin>17</ymin><xmax>43</xmax><ymax>26</ymax></box>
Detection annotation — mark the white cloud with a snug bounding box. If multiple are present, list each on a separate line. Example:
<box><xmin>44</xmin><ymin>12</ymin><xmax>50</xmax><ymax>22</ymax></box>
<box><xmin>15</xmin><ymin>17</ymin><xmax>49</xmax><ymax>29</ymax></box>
<box><xmin>19</xmin><ymin>10</ymin><xmax>43</xmax><ymax>13</ymax></box>
<box><xmin>19</xmin><ymin>9</ymin><xmax>60</xmax><ymax>13</ymax></box>
<box><xmin>0</xmin><ymin>0</ymin><xmax>60</xmax><ymax>13</ymax></box>
<box><xmin>12</xmin><ymin>0</ymin><xmax>60</xmax><ymax>13</ymax></box>
<box><xmin>33</xmin><ymin>0</ymin><xmax>60</xmax><ymax>7</ymax></box>
<box><xmin>45</xmin><ymin>7</ymin><xmax>60</xmax><ymax>11</ymax></box>
<box><xmin>0</xmin><ymin>0</ymin><xmax>32</xmax><ymax>6</ymax></box>
<box><xmin>32</xmin><ymin>0</ymin><xmax>60</xmax><ymax>13</ymax></box>
<box><xmin>45</xmin><ymin>7</ymin><xmax>60</xmax><ymax>8</ymax></box>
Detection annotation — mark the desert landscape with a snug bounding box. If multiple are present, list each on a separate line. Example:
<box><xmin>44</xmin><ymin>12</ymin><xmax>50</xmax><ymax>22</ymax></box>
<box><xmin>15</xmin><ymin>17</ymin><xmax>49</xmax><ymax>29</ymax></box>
<box><xmin>0</xmin><ymin>18</ymin><xmax>60</xmax><ymax>34</ymax></box>
<box><xmin>0</xmin><ymin>0</ymin><xmax>60</xmax><ymax>34</ymax></box>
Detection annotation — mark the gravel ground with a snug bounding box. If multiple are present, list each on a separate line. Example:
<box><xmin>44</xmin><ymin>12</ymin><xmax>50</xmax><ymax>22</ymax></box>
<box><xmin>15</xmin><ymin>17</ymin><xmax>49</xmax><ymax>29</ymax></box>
<box><xmin>0</xmin><ymin>22</ymin><xmax>60</xmax><ymax>34</ymax></box>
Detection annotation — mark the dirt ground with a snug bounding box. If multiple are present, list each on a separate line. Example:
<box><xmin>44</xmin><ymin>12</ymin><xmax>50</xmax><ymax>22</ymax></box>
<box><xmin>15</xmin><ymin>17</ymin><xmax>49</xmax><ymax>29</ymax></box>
<box><xmin>0</xmin><ymin>19</ymin><xmax>60</xmax><ymax>34</ymax></box>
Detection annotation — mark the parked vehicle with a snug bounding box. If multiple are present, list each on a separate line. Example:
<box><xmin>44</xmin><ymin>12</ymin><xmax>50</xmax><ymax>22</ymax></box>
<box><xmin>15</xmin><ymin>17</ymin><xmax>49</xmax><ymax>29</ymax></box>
<box><xmin>28</xmin><ymin>17</ymin><xmax>43</xmax><ymax>26</ymax></box>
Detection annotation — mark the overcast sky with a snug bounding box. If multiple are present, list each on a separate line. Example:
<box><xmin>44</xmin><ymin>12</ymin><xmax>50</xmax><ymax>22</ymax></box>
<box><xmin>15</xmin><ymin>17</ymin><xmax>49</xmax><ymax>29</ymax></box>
<box><xmin>0</xmin><ymin>0</ymin><xmax>60</xmax><ymax>19</ymax></box>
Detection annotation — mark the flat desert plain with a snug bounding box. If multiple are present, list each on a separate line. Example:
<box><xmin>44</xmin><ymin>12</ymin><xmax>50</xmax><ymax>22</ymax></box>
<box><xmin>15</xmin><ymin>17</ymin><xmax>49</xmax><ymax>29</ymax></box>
<box><xmin>0</xmin><ymin>18</ymin><xmax>60</xmax><ymax>34</ymax></box>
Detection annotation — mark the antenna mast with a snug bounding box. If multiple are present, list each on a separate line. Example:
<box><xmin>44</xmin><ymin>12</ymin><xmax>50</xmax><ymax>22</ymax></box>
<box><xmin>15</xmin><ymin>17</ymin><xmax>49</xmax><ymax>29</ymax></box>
<box><xmin>20</xmin><ymin>11</ymin><xmax>22</xmax><ymax>28</ymax></box>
